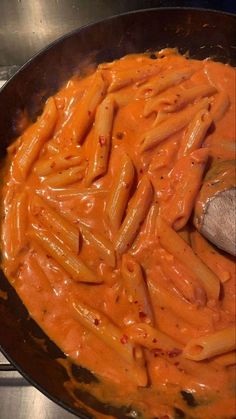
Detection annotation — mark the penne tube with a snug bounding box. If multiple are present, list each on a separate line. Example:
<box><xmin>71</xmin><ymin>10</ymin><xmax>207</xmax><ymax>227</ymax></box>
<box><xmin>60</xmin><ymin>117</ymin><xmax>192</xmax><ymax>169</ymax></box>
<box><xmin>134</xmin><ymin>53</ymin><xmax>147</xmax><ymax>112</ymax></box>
<box><xmin>138</xmin><ymin>68</ymin><xmax>194</xmax><ymax>99</ymax></box>
<box><xmin>190</xmin><ymin>230</ymin><xmax>235</xmax><ymax>284</ymax></box>
<box><xmin>140</xmin><ymin>98</ymin><xmax>209</xmax><ymax>152</ymax></box>
<box><xmin>106</xmin><ymin>153</ymin><xmax>135</xmax><ymax>231</ymax></box>
<box><xmin>155</xmin><ymin>216</ymin><xmax>220</xmax><ymax>301</ymax></box>
<box><xmin>210</xmin><ymin>91</ymin><xmax>230</xmax><ymax>122</ymax></box>
<box><xmin>214</xmin><ymin>351</ymin><xmax>236</xmax><ymax>367</ymax></box>
<box><xmin>148</xmin><ymin>278</ymin><xmax>211</xmax><ymax>329</ymax></box>
<box><xmin>12</xmin><ymin>97</ymin><xmax>57</xmax><ymax>179</ymax></box>
<box><xmin>57</xmin><ymin>71</ymin><xmax>107</xmax><ymax>144</ymax></box>
<box><xmin>42</xmin><ymin>164</ymin><xmax>86</xmax><ymax>187</ymax></box>
<box><xmin>86</xmin><ymin>96</ymin><xmax>115</xmax><ymax>185</ymax></box>
<box><xmin>121</xmin><ymin>254</ymin><xmax>154</xmax><ymax>323</ymax></box>
<box><xmin>131</xmin><ymin>200</ymin><xmax>159</xmax><ymax>255</ymax></box>
<box><xmin>108</xmin><ymin>63</ymin><xmax>161</xmax><ymax>93</ymax></box>
<box><xmin>7</xmin><ymin>137</ymin><xmax>22</xmax><ymax>156</ymax></box>
<box><xmin>124</xmin><ymin>322</ymin><xmax>183</xmax><ymax>351</ymax></box>
<box><xmin>1</xmin><ymin>190</ymin><xmax>28</xmax><ymax>263</ymax></box>
<box><xmin>157</xmin><ymin>248</ymin><xmax>205</xmax><ymax>305</ymax></box>
<box><xmin>115</xmin><ymin>175</ymin><xmax>153</xmax><ymax>254</ymax></box>
<box><xmin>14</xmin><ymin>191</ymin><xmax>29</xmax><ymax>257</ymax></box>
<box><xmin>31</xmin><ymin>195</ymin><xmax>80</xmax><ymax>254</ymax></box>
<box><xmin>178</xmin><ymin>109</ymin><xmax>213</xmax><ymax>157</ymax></box>
<box><xmin>72</xmin><ymin>300</ymin><xmax>147</xmax><ymax>386</ymax></box>
<box><xmin>34</xmin><ymin>150</ymin><xmax>83</xmax><ymax>176</ymax></box>
<box><xmin>160</xmin><ymin>148</ymin><xmax>209</xmax><ymax>230</ymax></box>
<box><xmin>49</xmin><ymin>187</ymin><xmax>108</xmax><ymax>200</ymax></box>
<box><xmin>177</xmin><ymin>226</ymin><xmax>191</xmax><ymax>245</ymax></box>
<box><xmin>79</xmin><ymin>223</ymin><xmax>116</xmax><ymax>267</ymax></box>
<box><xmin>183</xmin><ymin>326</ymin><xmax>236</xmax><ymax>361</ymax></box>
<box><xmin>29</xmin><ymin>226</ymin><xmax>100</xmax><ymax>284</ymax></box>
<box><xmin>46</xmin><ymin>140</ymin><xmax>61</xmax><ymax>154</ymax></box>
<box><xmin>144</xmin><ymin>83</ymin><xmax>216</xmax><ymax>117</ymax></box>
<box><xmin>110</xmin><ymin>89</ymin><xmax>135</xmax><ymax>108</ymax></box>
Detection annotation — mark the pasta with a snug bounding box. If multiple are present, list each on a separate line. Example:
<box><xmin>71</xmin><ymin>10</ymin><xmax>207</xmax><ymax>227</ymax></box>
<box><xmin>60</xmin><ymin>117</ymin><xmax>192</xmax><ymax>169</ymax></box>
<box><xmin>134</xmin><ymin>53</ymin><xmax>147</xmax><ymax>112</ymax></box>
<box><xmin>86</xmin><ymin>95</ymin><xmax>115</xmax><ymax>185</ymax></box>
<box><xmin>183</xmin><ymin>326</ymin><xmax>236</xmax><ymax>361</ymax></box>
<box><xmin>1</xmin><ymin>49</ymin><xmax>235</xmax><ymax>419</ymax></box>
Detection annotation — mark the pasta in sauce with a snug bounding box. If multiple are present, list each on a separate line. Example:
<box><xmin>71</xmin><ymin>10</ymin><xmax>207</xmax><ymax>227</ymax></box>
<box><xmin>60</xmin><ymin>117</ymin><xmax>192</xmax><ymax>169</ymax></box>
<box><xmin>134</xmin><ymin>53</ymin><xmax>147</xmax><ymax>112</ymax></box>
<box><xmin>1</xmin><ymin>49</ymin><xmax>235</xmax><ymax>419</ymax></box>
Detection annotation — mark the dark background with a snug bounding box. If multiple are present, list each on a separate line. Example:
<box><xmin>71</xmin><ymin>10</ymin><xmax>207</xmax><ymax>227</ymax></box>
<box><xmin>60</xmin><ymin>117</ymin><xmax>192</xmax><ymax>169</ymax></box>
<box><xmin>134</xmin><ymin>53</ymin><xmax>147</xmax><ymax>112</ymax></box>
<box><xmin>0</xmin><ymin>0</ymin><xmax>235</xmax><ymax>78</ymax></box>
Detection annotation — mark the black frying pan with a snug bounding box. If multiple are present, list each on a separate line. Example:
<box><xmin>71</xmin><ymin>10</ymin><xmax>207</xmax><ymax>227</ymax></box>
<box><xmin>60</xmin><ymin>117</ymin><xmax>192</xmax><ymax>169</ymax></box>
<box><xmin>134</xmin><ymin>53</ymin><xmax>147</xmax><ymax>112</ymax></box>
<box><xmin>0</xmin><ymin>8</ymin><xmax>235</xmax><ymax>419</ymax></box>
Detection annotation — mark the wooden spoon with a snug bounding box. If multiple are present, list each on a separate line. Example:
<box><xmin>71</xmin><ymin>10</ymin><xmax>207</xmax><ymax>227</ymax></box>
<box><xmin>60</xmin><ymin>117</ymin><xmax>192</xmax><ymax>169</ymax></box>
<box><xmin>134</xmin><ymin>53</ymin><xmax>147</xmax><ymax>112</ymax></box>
<box><xmin>194</xmin><ymin>160</ymin><xmax>236</xmax><ymax>256</ymax></box>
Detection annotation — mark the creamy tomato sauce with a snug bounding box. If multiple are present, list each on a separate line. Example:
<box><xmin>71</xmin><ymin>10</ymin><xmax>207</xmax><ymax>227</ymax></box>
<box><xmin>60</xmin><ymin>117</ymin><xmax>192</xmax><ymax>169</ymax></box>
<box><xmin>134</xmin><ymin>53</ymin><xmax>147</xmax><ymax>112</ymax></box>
<box><xmin>1</xmin><ymin>50</ymin><xmax>235</xmax><ymax>419</ymax></box>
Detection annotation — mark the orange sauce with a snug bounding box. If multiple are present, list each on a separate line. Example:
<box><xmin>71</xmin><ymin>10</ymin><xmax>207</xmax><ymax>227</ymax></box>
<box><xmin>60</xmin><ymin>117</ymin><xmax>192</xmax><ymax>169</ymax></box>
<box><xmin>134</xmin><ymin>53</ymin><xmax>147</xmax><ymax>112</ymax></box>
<box><xmin>1</xmin><ymin>50</ymin><xmax>235</xmax><ymax>419</ymax></box>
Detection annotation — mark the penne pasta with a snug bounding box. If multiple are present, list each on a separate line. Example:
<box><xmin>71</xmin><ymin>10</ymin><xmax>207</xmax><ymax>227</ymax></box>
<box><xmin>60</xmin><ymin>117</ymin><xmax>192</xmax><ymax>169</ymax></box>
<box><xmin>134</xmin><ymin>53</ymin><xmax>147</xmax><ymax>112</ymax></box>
<box><xmin>1</xmin><ymin>190</ymin><xmax>28</xmax><ymax>264</ymax></box>
<box><xmin>148</xmin><ymin>278</ymin><xmax>211</xmax><ymax>329</ymax></box>
<box><xmin>86</xmin><ymin>96</ymin><xmax>115</xmax><ymax>185</ymax></box>
<box><xmin>214</xmin><ymin>351</ymin><xmax>236</xmax><ymax>367</ymax></box>
<box><xmin>49</xmin><ymin>186</ymin><xmax>108</xmax><ymax>200</ymax></box>
<box><xmin>183</xmin><ymin>326</ymin><xmax>236</xmax><ymax>361</ymax></box>
<box><xmin>124</xmin><ymin>322</ymin><xmax>183</xmax><ymax>351</ymax></box>
<box><xmin>31</xmin><ymin>195</ymin><xmax>80</xmax><ymax>254</ymax></box>
<box><xmin>42</xmin><ymin>164</ymin><xmax>86</xmax><ymax>187</ymax></box>
<box><xmin>12</xmin><ymin>97</ymin><xmax>57</xmax><ymax>179</ymax></box>
<box><xmin>72</xmin><ymin>300</ymin><xmax>147</xmax><ymax>386</ymax></box>
<box><xmin>178</xmin><ymin>109</ymin><xmax>213</xmax><ymax>157</ymax></box>
<box><xmin>56</xmin><ymin>71</ymin><xmax>107</xmax><ymax>144</ymax></box>
<box><xmin>140</xmin><ymin>98</ymin><xmax>209</xmax><ymax>152</ymax></box>
<box><xmin>138</xmin><ymin>68</ymin><xmax>194</xmax><ymax>99</ymax></box>
<box><xmin>190</xmin><ymin>230</ymin><xmax>235</xmax><ymax>284</ymax></box>
<box><xmin>115</xmin><ymin>175</ymin><xmax>153</xmax><ymax>254</ymax></box>
<box><xmin>29</xmin><ymin>226</ymin><xmax>100</xmax><ymax>284</ymax></box>
<box><xmin>34</xmin><ymin>150</ymin><xmax>83</xmax><ymax>176</ymax></box>
<box><xmin>144</xmin><ymin>83</ymin><xmax>216</xmax><ymax>117</ymax></box>
<box><xmin>79</xmin><ymin>223</ymin><xmax>116</xmax><ymax>268</ymax></box>
<box><xmin>121</xmin><ymin>254</ymin><xmax>154</xmax><ymax>323</ymax></box>
<box><xmin>108</xmin><ymin>63</ymin><xmax>161</xmax><ymax>93</ymax></box>
<box><xmin>157</xmin><ymin>248</ymin><xmax>205</xmax><ymax>305</ymax></box>
<box><xmin>106</xmin><ymin>153</ymin><xmax>135</xmax><ymax>231</ymax></box>
<box><xmin>155</xmin><ymin>216</ymin><xmax>220</xmax><ymax>301</ymax></box>
<box><xmin>159</xmin><ymin>148</ymin><xmax>209</xmax><ymax>230</ymax></box>
<box><xmin>210</xmin><ymin>91</ymin><xmax>230</xmax><ymax>122</ymax></box>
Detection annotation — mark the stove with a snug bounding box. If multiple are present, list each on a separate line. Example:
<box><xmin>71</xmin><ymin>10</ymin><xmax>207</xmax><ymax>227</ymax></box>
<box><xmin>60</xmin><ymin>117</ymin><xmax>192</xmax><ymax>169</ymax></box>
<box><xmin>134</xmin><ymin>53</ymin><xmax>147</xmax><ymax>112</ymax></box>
<box><xmin>0</xmin><ymin>352</ymin><xmax>77</xmax><ymax>419</ymax></box>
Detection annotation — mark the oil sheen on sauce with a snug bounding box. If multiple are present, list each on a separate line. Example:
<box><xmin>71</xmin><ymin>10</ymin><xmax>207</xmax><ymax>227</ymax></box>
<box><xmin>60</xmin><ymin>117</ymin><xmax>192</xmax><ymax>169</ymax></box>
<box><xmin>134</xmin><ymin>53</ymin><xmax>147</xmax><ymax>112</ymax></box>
<box><xmin>1</xmin><ymin>50</ymin><xmax>235</xmax><ymax>419</ymax></box>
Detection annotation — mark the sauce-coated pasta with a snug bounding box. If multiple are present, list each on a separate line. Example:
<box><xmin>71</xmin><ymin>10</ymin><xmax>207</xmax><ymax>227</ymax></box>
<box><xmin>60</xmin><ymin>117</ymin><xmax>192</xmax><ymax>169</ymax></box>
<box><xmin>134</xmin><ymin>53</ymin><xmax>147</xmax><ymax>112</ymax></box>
<box><xmin>1</xmin><ymin>49</ymin><xmax>235</xmax><ymax>419</ymax></box>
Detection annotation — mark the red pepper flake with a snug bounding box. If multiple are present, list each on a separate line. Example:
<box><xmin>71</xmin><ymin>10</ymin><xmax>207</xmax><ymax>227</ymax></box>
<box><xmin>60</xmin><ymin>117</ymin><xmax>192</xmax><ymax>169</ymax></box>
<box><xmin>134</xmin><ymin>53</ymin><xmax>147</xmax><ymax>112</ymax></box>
<box><xmin>152</xmin><ymin>338</ymin><xmax>157</xmax><ymax>343</ymax></box>
<box><xmin>167</xmin><ymin>348</ymin><xmax>182</xmax><ymax>358</ymax></box>
<box><xmin>116</xmin><ymin>132</ymin><xmax>124</xmax><ymax>140</ymax></box>
<box><xmin>120</xmin><ymin>334</ymin><xmax>129</xmax><ymax>344</ymax></box>
<box><xmin>139</xmin><ymin>311</ymin><xmax>147</xmax><ymax>319</ymax></box>
<box><xmin>151</xmin><ymin>348</ymin><xmax>162</xmax><ymax>358</ymax></box>
<box><xmin>88</xmin><ymin>110</ymin><xmax>91</xmax><ymax>116</ymax></box>
<box><xmin>94</xmin><ymin>318</ymin><xmax>100</xmax><ymax>326</ymax></box>
<box><xmin>99</xmin><ymin>135</ymin><xmax>106</xmax><ymax>146</ymax></box>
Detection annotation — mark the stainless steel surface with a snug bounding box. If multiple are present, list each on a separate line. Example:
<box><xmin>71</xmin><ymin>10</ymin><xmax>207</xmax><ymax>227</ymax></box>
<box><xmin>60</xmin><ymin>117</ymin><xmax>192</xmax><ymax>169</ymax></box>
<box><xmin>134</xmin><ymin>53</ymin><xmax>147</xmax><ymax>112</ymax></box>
<box><xmin>0</xmin><ymin>0</ymin><xmax>235</xmax><ymax>66</ymax></box>
<box><xmin>0</xmin><ymin>2</ymin><xmax>235</xmax><ymax>418</ymax></box>
<box><xmin>0</xmin><ymin>352</ymin><xmax>77</xmax><ymax>419</ymax></box>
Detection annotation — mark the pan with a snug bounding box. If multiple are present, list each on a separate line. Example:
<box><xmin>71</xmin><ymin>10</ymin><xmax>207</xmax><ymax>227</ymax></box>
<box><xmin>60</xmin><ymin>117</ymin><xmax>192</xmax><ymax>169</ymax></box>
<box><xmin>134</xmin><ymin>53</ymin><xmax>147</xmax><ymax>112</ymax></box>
<box><xmin>0</xmin><ymin>8</ymin><xmax>235</xmax><ymax>419</ymax></box>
